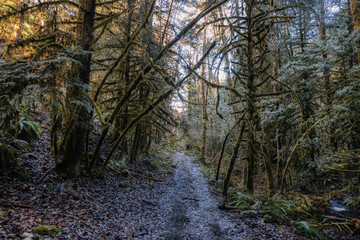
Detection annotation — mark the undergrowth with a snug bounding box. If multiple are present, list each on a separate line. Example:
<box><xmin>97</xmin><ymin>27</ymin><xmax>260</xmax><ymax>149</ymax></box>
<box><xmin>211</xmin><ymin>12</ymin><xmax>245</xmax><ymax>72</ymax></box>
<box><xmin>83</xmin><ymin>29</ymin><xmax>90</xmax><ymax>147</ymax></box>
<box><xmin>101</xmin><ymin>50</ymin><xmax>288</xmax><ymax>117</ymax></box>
<box><xmin>106</xmin><ymin>144</ymin><xmax>174</xmax><ymax>177</ymax></box>
<box><xmin>226</xmin><ymin>192</ymin><xmax>327</xmax><ymax>239</ymax></box>
<box><xmin>199</xmin><ymin>165</ymin><xmax>359</xmax><ymax>240</ymax></box>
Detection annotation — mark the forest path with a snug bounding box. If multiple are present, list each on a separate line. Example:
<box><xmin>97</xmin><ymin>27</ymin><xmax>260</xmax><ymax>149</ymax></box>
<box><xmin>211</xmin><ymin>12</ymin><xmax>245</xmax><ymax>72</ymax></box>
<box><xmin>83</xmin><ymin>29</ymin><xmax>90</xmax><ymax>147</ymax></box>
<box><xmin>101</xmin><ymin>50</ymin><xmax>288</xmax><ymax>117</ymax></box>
<box><xmin>0</xmin><ymin>149</ymin><xmax>300</xmax><ymax>239</ymax></box>
<box><xmin>158</xmin><ymin>152</ymin><xmax>238</xmax><ymax>240</ymax></box>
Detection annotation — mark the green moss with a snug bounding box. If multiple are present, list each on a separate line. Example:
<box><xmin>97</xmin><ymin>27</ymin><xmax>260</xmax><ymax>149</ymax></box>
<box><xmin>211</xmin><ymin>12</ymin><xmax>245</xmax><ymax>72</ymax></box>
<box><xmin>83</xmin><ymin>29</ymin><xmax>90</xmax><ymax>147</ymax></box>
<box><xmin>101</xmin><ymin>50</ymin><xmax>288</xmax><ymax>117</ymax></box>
<box><xmin>59</xmin><ymin>173</ymin><xmax>67</xmax><ymax>179</ymax></box>
<box><xmin>71</xmin><ymin>182</ymin><xmax>79</xmax><ymax>190</ymax></box>
<box><xmin>33</xmin><ymin>225</ymin><xmax>61</xmax><ymax>237</ymax></box>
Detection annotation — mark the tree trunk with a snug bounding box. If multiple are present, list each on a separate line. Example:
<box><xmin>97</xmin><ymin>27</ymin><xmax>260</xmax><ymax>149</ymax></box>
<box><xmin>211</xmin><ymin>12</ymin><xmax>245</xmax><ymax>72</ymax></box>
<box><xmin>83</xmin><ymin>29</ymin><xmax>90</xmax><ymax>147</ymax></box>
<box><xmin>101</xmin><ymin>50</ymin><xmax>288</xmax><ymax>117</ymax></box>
<box><xmin>351</xmin><ymin>0</ymin><xmax>360</xmax><ymax>64</ymax></box>
<box><xmin>319</xmin><ymin>0</ymin><xmax>335</xmax><ymax>150</ymax></box>
<box><xmin>129</xmin><ymin>0</ymin><xmax>154</xmax><ymax>163</ymax></box>
<box><xmin>200</xmin><ymin>22</ymin><xmax>208</xmax><ymax>164</ymax></box>
<box><xmin>351</xmin><ymin>0</ymin><xmax>360</xmax><ymax>31</ymax></box>
<box><xmin>56</xmin><ymin>0</ymin><xmax>96</xmax><ymax>178</ymax></box>
<box><xmin>242</xmin><ymin>1</ymin><xmax>257</xmax><ymax>193</ymax></box>
<box><xmin>270</xmin><ymin>2</ymin><xmax>282</xmax><ymax>188</ymax></box>
<box><xmin>118</xmin><ymin>0</ymin><xmax>134</xmax><ymax>163</ymax></box>
<box><xmin>223</xmin><ymin>122</ymin><xmax>246</xmax><ymax>198</ymax></box>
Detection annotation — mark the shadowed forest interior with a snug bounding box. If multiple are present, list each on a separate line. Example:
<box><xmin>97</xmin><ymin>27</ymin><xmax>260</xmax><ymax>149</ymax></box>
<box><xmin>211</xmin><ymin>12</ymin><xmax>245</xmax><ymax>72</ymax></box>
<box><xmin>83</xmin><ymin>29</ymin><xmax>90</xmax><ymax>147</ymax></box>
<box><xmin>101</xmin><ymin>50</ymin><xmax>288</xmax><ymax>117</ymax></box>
<box><xmin>1</xmin><ymin>0</ymin><xmax>360</xmax><ymax>239</ymax></box>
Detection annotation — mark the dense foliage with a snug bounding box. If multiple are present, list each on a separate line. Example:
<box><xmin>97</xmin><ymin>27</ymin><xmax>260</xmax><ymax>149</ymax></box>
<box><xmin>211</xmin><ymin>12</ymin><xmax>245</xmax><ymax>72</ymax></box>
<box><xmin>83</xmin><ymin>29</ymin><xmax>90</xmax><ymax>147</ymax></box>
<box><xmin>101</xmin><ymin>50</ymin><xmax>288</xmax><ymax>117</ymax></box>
<box><xmin>1</xmin><ymin>0</ymin><xmax>360</xmax><ymax>238</ymax></box>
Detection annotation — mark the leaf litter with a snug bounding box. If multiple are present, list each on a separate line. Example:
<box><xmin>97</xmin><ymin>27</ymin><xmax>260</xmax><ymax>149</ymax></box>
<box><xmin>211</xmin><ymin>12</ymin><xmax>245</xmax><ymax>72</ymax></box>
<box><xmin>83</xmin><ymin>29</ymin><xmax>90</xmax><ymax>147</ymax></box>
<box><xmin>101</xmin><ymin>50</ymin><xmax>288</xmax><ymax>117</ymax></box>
<box><xmin>0</xmin><ymin>120</ymin><xmax>302</xmax><ymax>239</ymax></box>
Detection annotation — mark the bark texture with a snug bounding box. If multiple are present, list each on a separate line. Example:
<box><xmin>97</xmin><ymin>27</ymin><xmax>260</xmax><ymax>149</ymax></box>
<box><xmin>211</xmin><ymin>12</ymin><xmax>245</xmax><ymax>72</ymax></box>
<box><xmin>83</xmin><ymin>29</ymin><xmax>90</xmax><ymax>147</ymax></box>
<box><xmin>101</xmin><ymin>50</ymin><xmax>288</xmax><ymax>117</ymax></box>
<box><xmin>56</xmin><ymin>0</ymin><xmax>96</xmax><ymax>178</ymax></box>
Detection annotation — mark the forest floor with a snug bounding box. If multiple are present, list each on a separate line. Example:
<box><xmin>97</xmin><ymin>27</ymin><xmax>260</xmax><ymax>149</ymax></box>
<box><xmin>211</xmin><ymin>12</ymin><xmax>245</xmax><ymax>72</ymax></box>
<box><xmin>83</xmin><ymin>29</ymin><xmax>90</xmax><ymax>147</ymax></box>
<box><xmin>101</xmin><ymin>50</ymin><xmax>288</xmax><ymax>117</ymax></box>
<box><xmin>1</xmin><ymin>148</ymin><xmax>301</xmax><ymax>239</ymax></box>
<box><xmin>1</xmin><ymin>121</ymin><xmax>302</xmax><ymax>239</ymax></box>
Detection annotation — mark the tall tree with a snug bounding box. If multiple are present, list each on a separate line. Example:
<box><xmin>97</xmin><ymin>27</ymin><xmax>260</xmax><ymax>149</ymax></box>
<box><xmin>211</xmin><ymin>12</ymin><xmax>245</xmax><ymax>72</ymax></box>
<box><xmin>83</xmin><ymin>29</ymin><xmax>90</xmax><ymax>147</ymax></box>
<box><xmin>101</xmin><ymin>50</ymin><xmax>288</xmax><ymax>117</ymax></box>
<box><xmin>56</xmin><ymin>0</ymin><xmax>96</xmax><ymax>178</ymax></box>
<box><xmin>200</xmin><ymin>16</ymin><xmax>208</xmax><ymax>164</ymax></box>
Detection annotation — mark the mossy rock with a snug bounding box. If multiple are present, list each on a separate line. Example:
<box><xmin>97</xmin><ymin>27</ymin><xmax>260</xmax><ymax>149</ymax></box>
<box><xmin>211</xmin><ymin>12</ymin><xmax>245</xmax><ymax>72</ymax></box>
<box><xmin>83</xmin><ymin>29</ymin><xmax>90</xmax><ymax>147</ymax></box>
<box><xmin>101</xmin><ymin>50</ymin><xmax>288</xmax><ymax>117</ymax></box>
<box><xmin>263</xmin><ymin>214</ymin><xmax>278</xmax><ymax>223</ymax></box>
<box><xmin>33</xmin><ymin>225</ymin><xmax>61</xmax><ymax>237</ymax></box>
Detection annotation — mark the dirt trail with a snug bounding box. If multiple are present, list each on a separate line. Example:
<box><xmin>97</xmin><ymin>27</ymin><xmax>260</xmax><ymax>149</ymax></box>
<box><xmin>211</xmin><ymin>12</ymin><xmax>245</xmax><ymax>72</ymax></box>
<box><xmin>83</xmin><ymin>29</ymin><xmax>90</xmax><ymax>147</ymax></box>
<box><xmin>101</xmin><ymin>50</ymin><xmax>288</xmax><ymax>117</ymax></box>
<box><xmin>158</xmin><ymin>152</ymin><xmax>235</xmax><ymax>239</ymax></box>
<box><xmin>152</xmin><ymin>152</ymin><xmax>299</xmax><ymax>240</ymax></box>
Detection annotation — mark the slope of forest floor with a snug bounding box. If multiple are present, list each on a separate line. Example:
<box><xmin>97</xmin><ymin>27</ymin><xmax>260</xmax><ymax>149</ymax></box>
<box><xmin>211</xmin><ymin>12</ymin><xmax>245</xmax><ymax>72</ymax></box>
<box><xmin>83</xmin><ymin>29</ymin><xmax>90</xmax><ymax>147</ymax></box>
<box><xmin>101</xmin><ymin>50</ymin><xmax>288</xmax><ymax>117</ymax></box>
<box><xmin>0</xmin><ymin>124</ymin><xmax>301</xmax><ymax>240</ymax></box>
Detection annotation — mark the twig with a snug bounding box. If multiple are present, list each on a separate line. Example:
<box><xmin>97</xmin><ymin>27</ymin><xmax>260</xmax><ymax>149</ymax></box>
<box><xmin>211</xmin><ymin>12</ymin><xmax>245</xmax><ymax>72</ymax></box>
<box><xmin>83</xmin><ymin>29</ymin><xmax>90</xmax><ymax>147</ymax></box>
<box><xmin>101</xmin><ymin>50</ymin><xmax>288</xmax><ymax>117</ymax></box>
<box><xmin>11</xmin><ymin>204</ymin><xmax>34</xmax><ymax>209</ymax></box>
<box><xmin>141</xmin><ymin>199</ymin><xmax>158</xmax><ymax>206</ymax></box>
<box><xmin>35</xmin><ymin>169</ymin><xmax>52</xmax><ymax>184</ymax></box>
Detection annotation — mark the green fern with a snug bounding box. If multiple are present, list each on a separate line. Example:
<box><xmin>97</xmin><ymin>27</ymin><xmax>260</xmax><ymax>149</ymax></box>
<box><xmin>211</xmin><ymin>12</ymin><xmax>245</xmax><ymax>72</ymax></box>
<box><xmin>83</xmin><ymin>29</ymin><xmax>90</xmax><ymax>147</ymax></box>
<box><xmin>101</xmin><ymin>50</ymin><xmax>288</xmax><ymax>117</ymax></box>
<box><xmin>13</xmin><ymin>139</ymin><xmax>31</xmax><ymax>151</ymax></box>
<box><xmin>228</xmin><ymin>193</ymin><xmax>257</xmax><ymax>212</ymax></box>
<box><xmin>295</xmin><ymin>220</ymin><xmax>327</xmax><ymax>240</ymax></box>
<box><xmin>261</xmin><ymin>198</ymin><xmax>296</xmax><ymax>222</ymax></box>
<box><xmin>16</xmin><ymin>109</ymin><xmax>42</xmax><ymax>139</ymax></box>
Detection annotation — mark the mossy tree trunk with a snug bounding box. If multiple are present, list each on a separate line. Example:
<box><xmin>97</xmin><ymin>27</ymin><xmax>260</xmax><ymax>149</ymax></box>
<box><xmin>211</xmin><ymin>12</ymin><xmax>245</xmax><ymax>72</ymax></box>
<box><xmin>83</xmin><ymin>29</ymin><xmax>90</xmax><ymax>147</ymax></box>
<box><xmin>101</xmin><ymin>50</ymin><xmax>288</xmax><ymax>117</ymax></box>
<box><xmin>299</xmin><ymin>7</ymin><xmax>317</xmax><ymax>180</ymax></box>
<box><xmin>270</xmin><ymin>0</ymin><xmax>282</xmax><ymax>190</ymax></box>
<box><xmin>200</xmin><ymin>21</ymin><xmax>208</xmax><ymax>164</ymax></box>
<box><xmin>235</xmin><ymin>0</ymin><xmax>275</xmax><ymax>193</ymax></box>
<box><xmin>321</xmin><ymin>0</ymin><xmax>336</xmax><ymax>151</ymax></box>
<box><xmin>350</xmin><ymin>0</ymin><xmax>360</xmax><ymax>193</ymax></box>
<box><xmin>241</xmin><ymin>0</ymin><xmax>257</xmax><ymax>193</ymax></box>
<box><xmin>351</xmin><ymin>0</ymin><xmax>360</xmax><ymax>62</ymax></box>
<box><xmin>116</xmin><ymin>0</ymin><xmax>134</xmax><ymax>163</ymax></box>
<box><xmin>56</xmin><ymin>0</ymin><xmax>96</xmax><ymax>178</ymax></box>
<box><xmin>223</xmin><ymin>123</ymin><xmax>246</xmax><ymax>198</ymax></box>
<box><xmin>130</xmin><ymin>0</ymin><xmax>154</xmax><ymax>163</ymax></box>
